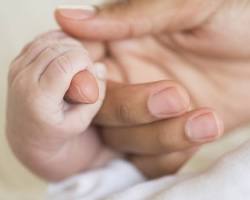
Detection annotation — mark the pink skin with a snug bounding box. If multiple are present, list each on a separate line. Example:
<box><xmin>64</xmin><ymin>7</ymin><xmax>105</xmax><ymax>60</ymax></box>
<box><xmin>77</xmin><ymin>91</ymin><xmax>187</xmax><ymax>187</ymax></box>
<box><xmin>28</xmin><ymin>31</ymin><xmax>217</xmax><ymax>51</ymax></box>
<box><xmin>55</xmin><ymin>0</ymin><xmax>250</xmax><ymax>132</ymax></box>
<box><xmin>66</xmin><ymin>70</ymin><xmax>99</xmax><ymax>104</ymax></box>
<box><xmin>6</xmin><ymin>32</ymin><xmax>115</xmax><ymax>181</ymax></box>
<box><xmin>6</xmin><ymin>30</ymin><xmax>224</xmax><ymax>182</ymax></box>
<box><xmin>8</xmin><ymin>0</ymin><xmax>250</xmax><ymax>181</ymax></box>
<box><xmin>52</xmin><ymin>0</ymin><xmax>250</xmax><ymax>178</ymax></box>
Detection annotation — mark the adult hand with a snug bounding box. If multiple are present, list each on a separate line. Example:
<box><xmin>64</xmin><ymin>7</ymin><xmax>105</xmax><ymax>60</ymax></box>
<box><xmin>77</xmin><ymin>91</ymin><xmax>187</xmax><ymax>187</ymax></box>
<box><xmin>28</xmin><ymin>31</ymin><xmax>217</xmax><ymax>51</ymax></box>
<box><xmin>54</xmin><ymin>0</ymin><xmax>250</xmax><ymax>177</ymax></box>
<box><xmin>65</xmin><ymin>45</ymin><xmax>223</xmax><ymax>179</ymax></box>
<box><xmin>95</xmin><ymin>81</ymin><xmax>223</xmax><ymax>178</ymax></box>
<box><xmin>56</xmin><ymin>0</ymin><xmax>250</xmax><ymax>131</ymax></box>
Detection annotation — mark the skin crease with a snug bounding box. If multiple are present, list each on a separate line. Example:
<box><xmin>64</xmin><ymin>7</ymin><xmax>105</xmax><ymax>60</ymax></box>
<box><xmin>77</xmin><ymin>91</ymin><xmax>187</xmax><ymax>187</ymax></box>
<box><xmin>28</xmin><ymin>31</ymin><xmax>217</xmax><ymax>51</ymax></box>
<box><xmin>66</xmin><ymin>70</ymin><xmax>99</xmax><ymax>104</ymax></box>
<box><xmin>56</xmin><ymin>0</ymin><xmax>250</xmax><ymax>178</ymax></box>
<box><xmin>6</xmin><ymin>33</ymin><xmax>117</xmax><ymax>181</ymax></box>
<box><xmin>7</xmin><ymin>0</ymin><xmax>250</xmax><ymax>182</ymax></box>
<box><xmin>8</xmin><ymin>31</ymin><xmax>222</xmax><ymax>182</ymax></box>
<box><xmin>61</xmin><ymin>0</ymin><xmax>250</xmax><ymax>132</ymax></box>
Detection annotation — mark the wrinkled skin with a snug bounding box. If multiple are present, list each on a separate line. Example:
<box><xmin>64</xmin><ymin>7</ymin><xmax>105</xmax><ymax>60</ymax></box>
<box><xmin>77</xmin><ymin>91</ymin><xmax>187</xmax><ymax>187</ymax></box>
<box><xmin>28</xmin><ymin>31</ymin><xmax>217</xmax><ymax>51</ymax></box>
<box><xmin>7</xmin><ymin>0</ymin><xmax>250</xmax><ymax>183</ymax></box>
<box><xmin>61</xmin><ymin>0</ymin><xmax>250</xmax><ymax>131</ymax></box>
<box><xmin>57</xmin><ymin>0</ymin><xmax>250</xmax><ymax>177</ymax></box>
<box><xmin>6</xmin><ymin>33</ymin><xmax>116</xmax><ymax>181</ymax></box>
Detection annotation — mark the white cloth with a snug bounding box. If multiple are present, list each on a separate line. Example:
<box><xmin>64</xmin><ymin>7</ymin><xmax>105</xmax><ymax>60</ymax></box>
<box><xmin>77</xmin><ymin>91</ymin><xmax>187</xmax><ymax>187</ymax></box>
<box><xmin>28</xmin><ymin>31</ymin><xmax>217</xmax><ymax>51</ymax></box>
<box><xmin>48</xmin><ymin>139</ymin><xmax>250</xmax><ymax>200</ymax></box>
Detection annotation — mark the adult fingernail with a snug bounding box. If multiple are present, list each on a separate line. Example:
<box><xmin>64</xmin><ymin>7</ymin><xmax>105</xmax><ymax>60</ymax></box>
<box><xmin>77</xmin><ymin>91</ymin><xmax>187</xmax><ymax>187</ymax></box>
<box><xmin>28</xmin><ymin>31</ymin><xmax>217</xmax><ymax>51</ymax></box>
<box><xmin>56</xmin><ymin>5</ymin><xmax>97</xmax><ymax>20</ymax></box>
<box><xmin>186</xmin><ymin>111</ymin><xmax>223</xmax><ymax>142</ymax></box>
<box><xmin>148</xmin><ymin>87</ymin><xmax>189</xmax><ymax>118</ymax></box>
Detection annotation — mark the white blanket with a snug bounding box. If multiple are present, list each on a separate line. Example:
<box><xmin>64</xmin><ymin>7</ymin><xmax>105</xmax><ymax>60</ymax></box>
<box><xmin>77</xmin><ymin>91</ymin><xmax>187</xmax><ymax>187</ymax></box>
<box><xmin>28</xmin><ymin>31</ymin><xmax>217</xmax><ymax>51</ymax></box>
<box><xmin>48</xmin><ymin>139</ymin><xmax>250</xmax><ymax>200</ymax></box>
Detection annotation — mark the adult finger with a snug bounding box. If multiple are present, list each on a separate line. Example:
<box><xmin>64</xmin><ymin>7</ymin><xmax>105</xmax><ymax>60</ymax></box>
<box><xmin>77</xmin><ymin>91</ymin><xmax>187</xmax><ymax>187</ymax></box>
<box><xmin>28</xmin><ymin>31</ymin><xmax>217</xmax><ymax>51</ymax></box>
<box><xmin>55</xmin><ymin>0</ymin><xmax>224</xmax><ymax>40</ymax></box>
<box><xmin>95</xmin><ymin>80</ymin><xmax>190</xmax><ymax>126</ymax></box>
<box><xmin>131</xmin><ymin>149</ymin><xmax>196</xmax><ymax>178</ymax></box>
<box><xmin>101</xmin><ymin>108</ymin><xmax>224</xmax><ymax>154</ymax></box>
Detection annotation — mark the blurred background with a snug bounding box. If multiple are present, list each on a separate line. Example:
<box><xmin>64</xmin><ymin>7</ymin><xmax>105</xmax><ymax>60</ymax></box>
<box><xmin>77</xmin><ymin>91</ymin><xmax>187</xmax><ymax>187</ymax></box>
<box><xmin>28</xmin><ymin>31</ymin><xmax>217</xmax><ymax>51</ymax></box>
<box><xmin>0</xmin><ymin>0</ymin><xmax>250</xmax><ymax>199</ymax></box>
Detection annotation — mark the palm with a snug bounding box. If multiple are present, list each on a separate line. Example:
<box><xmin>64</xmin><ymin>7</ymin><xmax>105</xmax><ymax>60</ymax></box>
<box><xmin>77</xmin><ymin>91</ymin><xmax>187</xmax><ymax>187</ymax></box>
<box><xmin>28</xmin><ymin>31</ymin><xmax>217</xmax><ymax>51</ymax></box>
<box><xmin>102</xmin><ymin>1</ymin><xmax>250</xmax><ymax>131</ymax></box>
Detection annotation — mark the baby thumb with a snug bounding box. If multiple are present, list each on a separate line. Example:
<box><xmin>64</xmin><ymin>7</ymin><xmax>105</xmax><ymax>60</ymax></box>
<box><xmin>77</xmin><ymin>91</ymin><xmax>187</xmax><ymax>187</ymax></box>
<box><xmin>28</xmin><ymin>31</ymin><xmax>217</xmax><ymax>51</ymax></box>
<box><xmin>65</xmin><ymin>63</ymin><xmax>106</xmax><ymax>104</ymax></box>
<box><xmin>65</xmin><ymin>70</ymin><xmax>99</xmax><ymax>104</ymax></box>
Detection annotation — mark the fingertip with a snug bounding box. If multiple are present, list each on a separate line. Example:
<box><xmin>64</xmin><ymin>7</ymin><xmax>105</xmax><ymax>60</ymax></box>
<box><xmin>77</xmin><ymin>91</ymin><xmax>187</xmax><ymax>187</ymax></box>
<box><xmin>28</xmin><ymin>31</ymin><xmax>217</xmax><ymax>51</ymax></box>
<box><xmin>147</xmin><ymin>81</ymin><xmax>191</xmax><ymax>119</ymax></box>
<box><xmin>54</xmin><ymin>6</ymin><xmax>131</xmax><ymax>40</ymax></box>
<box><xmin>66</xmin><ymin>70</ymin><xmax>99</xmax><ymax>104</ymax></box>
<box><xmin>185</xmin><ymin>108</ymin><xmax>224</xmax><ymax>143</ymax></box>
<box><xmin>56</xmin><ymin>5</ymin><xmax>97</xmax><ymax>20</ymax></box>
<box><xmin>54</xmin><ymin>7</ymin><xmax>98</xmax><ymax>39</ymax></box>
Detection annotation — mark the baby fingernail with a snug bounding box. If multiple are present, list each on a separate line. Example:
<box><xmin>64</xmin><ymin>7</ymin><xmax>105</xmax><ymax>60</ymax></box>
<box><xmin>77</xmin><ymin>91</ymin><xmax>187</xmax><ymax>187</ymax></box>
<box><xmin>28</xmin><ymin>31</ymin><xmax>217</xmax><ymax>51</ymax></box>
<box><xmin>148</xmin><ymin>87</ymin><xmax>189</xmax><ymax>118</ymax></box>
<box><xmin>57</xmin><ymin>5</ymin><xmax>97</xmax><ymax>20</ymax></box>
<box><xmin>93</xmin><ymin>62</ymin><xmax>107</xmax><ymax>81</ymax></box>
<box><xmin>186</xmin><ymin>111</ymin><xmax>223</xmax><ymax>142</ymax></box>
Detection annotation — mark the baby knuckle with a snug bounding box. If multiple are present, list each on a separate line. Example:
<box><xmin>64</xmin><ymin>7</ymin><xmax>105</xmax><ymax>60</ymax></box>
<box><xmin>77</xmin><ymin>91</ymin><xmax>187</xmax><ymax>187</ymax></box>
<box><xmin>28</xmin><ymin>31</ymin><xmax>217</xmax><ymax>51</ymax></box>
<box><xmin>32</xmin><ymin>39</ymin><xmax>50</xmax><ymax>50</ymax></box>
<box><xmin>24</xmin><ymin>40</ymin><xmax>51</xmax><ymax>58</ymax></box>
<box><xmin>39</xmin><ymin>44</ymin><xmax>65</xmax><ymax>60</ymax></box>
<box><xmin>32</xmin><ymin>37</ymin><xmax>61</xmax><ymax>51</ymax></box>
<box><xmin>11</xmin><ymin>77</ymin><xmax>33</xmax><ymax>98</ymax></box>
<box><xmin>54</xmin><ymin>54</ymin><xmax>73</xmax><ymax>75</ymax></box>
<box><xmin>8</xmin><ymin>67</ymin><xmax>17</xmax><ymax>85</ymax></box>
<box><xmin>49</xmin><ymin>43</ymin><xmax>66</xmax><ymax>54</ymax></box>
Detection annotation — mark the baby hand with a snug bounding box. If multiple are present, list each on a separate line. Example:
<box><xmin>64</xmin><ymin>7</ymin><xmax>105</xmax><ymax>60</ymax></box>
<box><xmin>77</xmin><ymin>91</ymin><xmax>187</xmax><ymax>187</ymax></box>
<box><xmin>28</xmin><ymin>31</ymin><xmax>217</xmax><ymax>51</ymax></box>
<box><xmin>6</xmin><ymin>31</ymin><xmax>114</xmax><ymax>181</ymax></box>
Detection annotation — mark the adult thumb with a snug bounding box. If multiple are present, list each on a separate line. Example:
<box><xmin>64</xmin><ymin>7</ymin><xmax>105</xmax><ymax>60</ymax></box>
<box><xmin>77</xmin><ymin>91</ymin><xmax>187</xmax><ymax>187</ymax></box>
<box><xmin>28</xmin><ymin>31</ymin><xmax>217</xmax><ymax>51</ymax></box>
<box><xmin>55</xmin><ymin>0</ymin><xmax>224</xmax><ymax>40</ymax></box>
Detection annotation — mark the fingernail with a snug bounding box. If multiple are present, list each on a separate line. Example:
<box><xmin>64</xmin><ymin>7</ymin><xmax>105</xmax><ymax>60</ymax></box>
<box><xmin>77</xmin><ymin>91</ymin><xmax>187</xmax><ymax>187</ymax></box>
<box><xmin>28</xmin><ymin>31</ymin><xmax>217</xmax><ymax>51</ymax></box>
<box><xmin>93</xmin><ymin>62</ymin><xmax>107</xmax><ymax>81</ymax></box>
<box><xmin>56</xmin><ymin>5</ymin><xmax>97</xmax><ymax>20</ymax></box>
<box><xmin>148</xmin><ymin>87</ymin><xmax>189</xmax><ymax>118</ymax></box>
<box><xmin>186</xmin><ymin>111</ymin><xmax>223</xmax><ymax>142</ymax></box>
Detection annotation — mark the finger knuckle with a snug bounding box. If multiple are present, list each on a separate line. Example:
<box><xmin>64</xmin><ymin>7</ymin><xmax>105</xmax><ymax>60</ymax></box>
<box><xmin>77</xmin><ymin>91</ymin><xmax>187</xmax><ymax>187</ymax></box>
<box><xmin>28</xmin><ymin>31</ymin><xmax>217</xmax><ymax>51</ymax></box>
<box><xmin>54</xmin><ymin>54</ymin><xmax>73</xmax><ymax>75</ymax></box>
<box><xmin>8</xmin><ymin>65</ymin><xmax>17</xmax><ymax>85</ymax></box>
<box><xmin>37</xmin><ymin>30</ymin><xmax>66</xmax><ymax>40</ymax></box>
<box><xmin>24</xmin><ymin>40</ymin><xmax>52</xmax><ymax>60</ymax></box>
<box><xmin>12</xmin><ymin>77</ymin><xmax>26</xmax><ymax>92</ymax></box>
<box><xmin>10</xmin><ymin>76</ymin><xmax>35</xmax><ymax>101</ymax></box>
<box><xmin>32</xmin><ymin>36</ymin><xmax>62</xmax><ymax>52</ymax></box>
<box><xmin>32</xmin><ymin>39</ymin><xmax>50</xmax><ymax>50</ymax></box>
<box><xmin>49</xmin><ymin>43</ymin><xmax>66</xmax><ymax>54</ymax></box>
<box><xmin>117</xmin><ymin>102</ymin><xmax>133</xmax><ymax>124</ymax></box>
<box><xmin>157</xmin><ymin>127</ymin><xmax>175</xmax><ymax>152</ymax></box>
<box><xmin>38</xmin><ymin>44</ymin><xmax>65</xmax><ymax>61</ymax></box>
